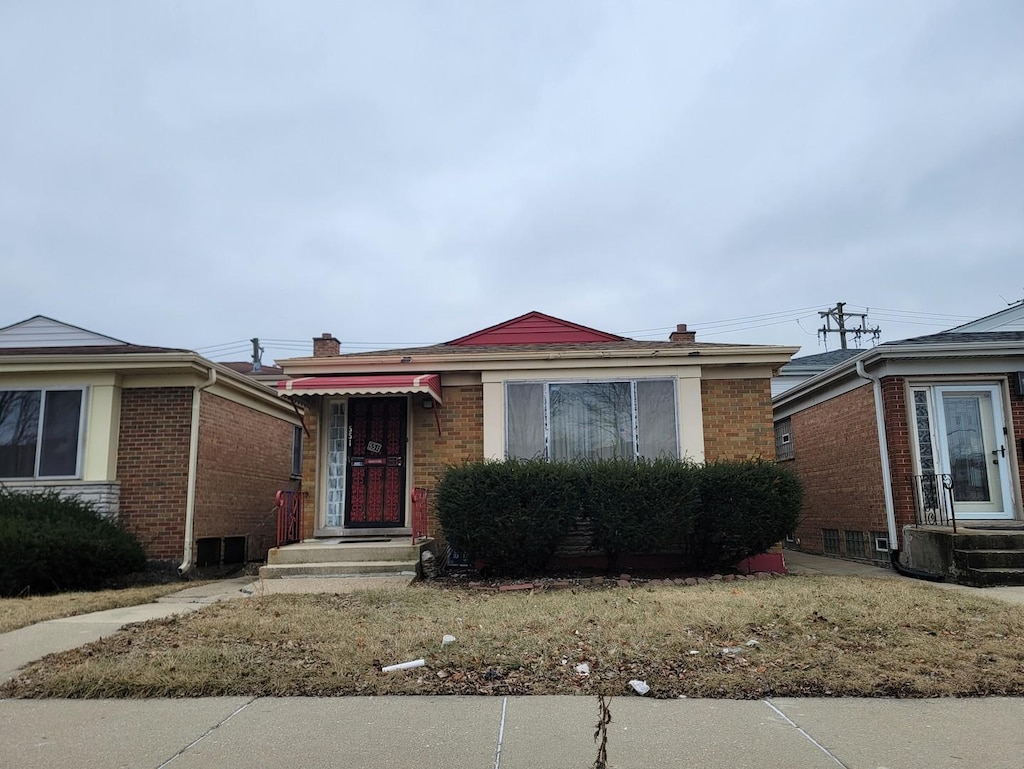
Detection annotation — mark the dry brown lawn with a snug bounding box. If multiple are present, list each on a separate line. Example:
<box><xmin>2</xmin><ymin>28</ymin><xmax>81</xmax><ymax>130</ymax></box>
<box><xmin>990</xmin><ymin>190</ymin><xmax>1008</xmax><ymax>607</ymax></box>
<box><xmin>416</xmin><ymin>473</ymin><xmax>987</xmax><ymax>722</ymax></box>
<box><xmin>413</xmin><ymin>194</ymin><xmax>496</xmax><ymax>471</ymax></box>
<box><xmin>4</xmin><ymin>576</ymin><xmax>1024</xmax><ymax>699</ymax></box>
<box><xmin>0</xmin><ymin>584</ymin><xmax>198</xmax><ymax>634</ymax></box>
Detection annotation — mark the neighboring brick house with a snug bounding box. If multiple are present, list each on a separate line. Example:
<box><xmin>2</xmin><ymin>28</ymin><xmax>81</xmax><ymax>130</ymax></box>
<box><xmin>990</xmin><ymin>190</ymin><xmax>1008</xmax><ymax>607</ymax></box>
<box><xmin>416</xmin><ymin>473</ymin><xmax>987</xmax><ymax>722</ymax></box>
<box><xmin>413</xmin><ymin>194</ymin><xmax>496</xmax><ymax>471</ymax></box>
<box><xmin>277</xmin><ymin>311</ymin><xmax>796</xmax><ymax>566</ymax></box>
<box><xmin>773</xmin><ymin>304</ymin><xmax>1024</xmax><ymax>573</ymax></box>
<box><xmin>0</xmin><ymin>315</ymin><xmax>302</xmax><ymax>568</ymax></box>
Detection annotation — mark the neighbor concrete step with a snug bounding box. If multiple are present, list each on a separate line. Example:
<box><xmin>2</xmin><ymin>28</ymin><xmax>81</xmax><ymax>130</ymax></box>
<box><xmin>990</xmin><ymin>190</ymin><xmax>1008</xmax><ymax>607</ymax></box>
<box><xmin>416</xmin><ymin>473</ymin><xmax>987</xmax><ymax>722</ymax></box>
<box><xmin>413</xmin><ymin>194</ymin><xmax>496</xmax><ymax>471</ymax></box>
<box><xmin>259</xmin><ymin>560</ymin><xmax>419</xmax><ymax>579</ymax></box>
<box><xmin>957</xmin><ymin>567</ymin><xmax>1024</xmax><ymax>588</ymax></box>
<box><xmin>952</xmin><ymin>533</ymin><xmax>1024</xmax><ymax>551</ymax></box>
<box><xmin>954</xmin><ymin>549</ymin><xmax>1024</xmax><ymax>570</ymax></box>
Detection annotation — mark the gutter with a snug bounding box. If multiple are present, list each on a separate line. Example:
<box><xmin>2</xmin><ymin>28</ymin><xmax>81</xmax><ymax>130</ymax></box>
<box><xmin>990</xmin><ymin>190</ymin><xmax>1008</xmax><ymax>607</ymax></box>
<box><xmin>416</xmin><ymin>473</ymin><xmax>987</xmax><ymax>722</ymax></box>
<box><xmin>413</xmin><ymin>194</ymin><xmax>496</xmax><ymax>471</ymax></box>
<box><xmin>178</xmin><ymin>366</ymin><xmax>217</xmax><ymax>575</ymax></box>
<box><xmin>855</xmin><ymin>360</ymin><xmax>944</xmax><ymax>582</ymax></box>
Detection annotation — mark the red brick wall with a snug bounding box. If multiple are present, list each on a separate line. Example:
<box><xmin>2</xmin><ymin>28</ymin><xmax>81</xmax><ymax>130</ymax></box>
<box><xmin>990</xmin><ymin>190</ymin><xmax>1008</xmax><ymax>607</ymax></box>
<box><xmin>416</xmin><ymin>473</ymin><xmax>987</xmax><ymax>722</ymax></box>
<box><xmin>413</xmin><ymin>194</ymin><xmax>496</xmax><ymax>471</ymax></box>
<box><xmin>116</xmin><ymin>387</ymin><xmax>192</xmax><ymax>561</ymax></box>
<box><xmin>1012</xmin><ymin>380</ymin><xmax>1024</xmax><ymax>507</ymax></box>
<box><xmin>412</xmin><ymin>385</ymin><xmax>484</xmax><ymax>538</ymax></box>
<box><xmin>702</xmin><ymin>378</ymin><xmax>775</xmax><ymax>460</ymax></box>
<box><xmin>194</xmin><ymin>392</ymin><xmax>299</xmax><ymax>561</ymax></box>
<box><xmin>786</xmin><ymin>383</ymin><xmax>888</xmax><ymax>556</ymax></box>
<box><xmin>299</xmin><ymin>402</ymin><xmax>319</xmax><ymax>541</ymax></box>
<box><xmin>880</xmin><ymin>376</ymin><xmax>916</xmax><ymax>528</ymax></box>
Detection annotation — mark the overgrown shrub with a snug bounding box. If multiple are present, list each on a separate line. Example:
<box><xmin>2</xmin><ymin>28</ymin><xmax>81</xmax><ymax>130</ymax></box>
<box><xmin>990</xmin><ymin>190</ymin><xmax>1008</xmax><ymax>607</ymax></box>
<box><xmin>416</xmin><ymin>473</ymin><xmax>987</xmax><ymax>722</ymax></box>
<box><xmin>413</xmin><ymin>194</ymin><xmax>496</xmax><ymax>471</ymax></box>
<box><xmin>0</xmin><ymin>488</ymin><xmax>147</xmax><ymax>596</ymax></box>
<box><xmin>435</xmin><ymin>458</ymin><xmax>801</xmax><ymax>575</ymax></box>
<box><xmin>434</xmin><ymin>459</ymin><xmax>581</xmax><ymax>574</ymax></box>
<box><xmin>687</xmin><ymin>459</ymin><xmax>803</xmax><ymax>571</ymax></box>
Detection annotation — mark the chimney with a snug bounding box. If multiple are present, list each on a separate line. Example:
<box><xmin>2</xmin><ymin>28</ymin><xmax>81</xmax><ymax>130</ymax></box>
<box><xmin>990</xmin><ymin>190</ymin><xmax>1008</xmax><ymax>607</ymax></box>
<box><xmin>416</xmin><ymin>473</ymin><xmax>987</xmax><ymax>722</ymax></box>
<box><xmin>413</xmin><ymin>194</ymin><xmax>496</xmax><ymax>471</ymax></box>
<box><xmin>669</xmin><ymin>323</ymin><xmax>696</xmax><ymax>343</ymax></box>
<box><xmin>313</xmin><ymin>333</ymin><xmax>340</xmax><ymax>357</ymax></box>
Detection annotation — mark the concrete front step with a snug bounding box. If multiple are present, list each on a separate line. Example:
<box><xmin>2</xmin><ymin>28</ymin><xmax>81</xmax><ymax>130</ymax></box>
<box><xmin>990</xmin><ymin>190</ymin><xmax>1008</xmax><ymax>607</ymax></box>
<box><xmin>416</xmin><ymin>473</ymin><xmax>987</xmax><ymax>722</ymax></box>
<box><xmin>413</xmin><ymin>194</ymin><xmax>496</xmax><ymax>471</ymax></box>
<box><xmin>259</xmin><ymin>560</ymin><xmax>420</xmax><ymax>579</ymax></box>
<box><xmin>954</xmin><ymin>549</ymin><xmax>1024</xmax><ymax>570</ymax></box>
<box><xmin>953</xmin><ymin>533</ymin><xmax>1024</xmax><ymax>551</ymax></box>
<box><xmin>267</xmin><ymin>540</ymin><xmax>424</xmax><ymax>566</ymax></box>
<box><xmin>958</xmin><ymin>567</ymin><xmax>1024</xmax><ymax>588</ymax></box>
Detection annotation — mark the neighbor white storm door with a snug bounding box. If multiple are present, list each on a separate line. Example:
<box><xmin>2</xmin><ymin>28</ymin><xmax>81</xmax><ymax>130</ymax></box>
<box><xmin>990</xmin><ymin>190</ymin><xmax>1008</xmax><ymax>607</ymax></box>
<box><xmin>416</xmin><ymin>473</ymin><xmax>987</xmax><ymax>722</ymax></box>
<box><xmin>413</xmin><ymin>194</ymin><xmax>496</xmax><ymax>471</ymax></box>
<box><xmin>916</xmin><ymin>385</ymin><xmax>1015</xmax><ymax>519</ymax></box>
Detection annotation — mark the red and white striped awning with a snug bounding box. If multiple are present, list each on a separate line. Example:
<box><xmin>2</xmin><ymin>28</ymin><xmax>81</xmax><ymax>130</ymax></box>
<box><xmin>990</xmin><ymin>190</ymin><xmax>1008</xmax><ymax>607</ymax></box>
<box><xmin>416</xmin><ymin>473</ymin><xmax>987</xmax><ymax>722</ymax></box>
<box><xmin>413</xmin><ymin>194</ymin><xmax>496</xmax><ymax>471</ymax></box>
<box><xmin>277</xmin><ymin>373</ymin><xmax>442</xmax><ymax>403</ymax></box>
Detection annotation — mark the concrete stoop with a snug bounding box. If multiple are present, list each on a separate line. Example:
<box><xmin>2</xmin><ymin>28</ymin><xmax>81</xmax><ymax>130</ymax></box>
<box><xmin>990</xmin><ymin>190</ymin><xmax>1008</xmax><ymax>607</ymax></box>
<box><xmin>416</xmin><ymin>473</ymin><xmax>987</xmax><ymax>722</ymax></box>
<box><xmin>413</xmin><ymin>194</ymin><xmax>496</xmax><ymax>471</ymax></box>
<box><xmin>259</xmin><ymin>538</ymin><xmax>431</xmax><ymax>579</ymax></box>
<box><xmin>903</xmin><ymin>526</ymin><xmax>1024</xmax><ymax>587</ymax></box>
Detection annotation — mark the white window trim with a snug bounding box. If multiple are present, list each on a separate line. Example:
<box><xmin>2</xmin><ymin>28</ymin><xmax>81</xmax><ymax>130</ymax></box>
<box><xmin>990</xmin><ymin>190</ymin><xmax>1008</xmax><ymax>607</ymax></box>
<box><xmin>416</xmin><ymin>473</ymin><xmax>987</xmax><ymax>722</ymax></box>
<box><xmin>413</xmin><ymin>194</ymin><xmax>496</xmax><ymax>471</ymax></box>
<box><xmin>0</xmin><ymin>386</ymin><xmax>88</xmax><ymax>481</ymax></box>
<box><xmin>503</xmin><ymin>377</ymin><xmax>680</xmax><ymax>461</ymax></box>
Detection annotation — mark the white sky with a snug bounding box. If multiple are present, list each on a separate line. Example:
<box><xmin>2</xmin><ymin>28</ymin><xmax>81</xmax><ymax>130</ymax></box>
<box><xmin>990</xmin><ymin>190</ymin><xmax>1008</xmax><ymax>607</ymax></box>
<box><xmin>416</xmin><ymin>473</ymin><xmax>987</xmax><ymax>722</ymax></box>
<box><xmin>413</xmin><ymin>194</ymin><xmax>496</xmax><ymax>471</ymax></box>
<box><xmin>2</xmin><ymin>1</ymin><xmax>1022</xmax><ymax>364</ymax></box>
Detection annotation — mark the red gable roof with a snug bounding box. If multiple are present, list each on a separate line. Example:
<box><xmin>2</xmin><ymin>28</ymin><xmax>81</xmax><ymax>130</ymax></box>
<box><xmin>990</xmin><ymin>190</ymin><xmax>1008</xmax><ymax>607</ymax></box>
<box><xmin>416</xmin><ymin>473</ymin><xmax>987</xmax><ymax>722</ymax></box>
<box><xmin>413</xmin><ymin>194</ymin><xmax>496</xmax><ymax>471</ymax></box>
<box><xmin>447</xmin><ymin>311</ymin><xmax>624</xmax><ymax>346</ymax></box>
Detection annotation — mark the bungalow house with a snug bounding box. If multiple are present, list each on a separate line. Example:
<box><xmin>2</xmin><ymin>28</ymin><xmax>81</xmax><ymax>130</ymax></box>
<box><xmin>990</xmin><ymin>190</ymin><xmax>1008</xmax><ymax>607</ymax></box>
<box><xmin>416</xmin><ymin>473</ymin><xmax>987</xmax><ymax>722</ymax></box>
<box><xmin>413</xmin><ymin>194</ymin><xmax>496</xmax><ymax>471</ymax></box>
<box><xmin>266</xmin><ymin>311</ymin><xmax>797</xmax><ymax>576</ymax></box>
<box><xmin>771</xmin><ymin>349</ymin><xmax>862</xmax><ymax>397</ymax></box>
<box><xmin>0</xmin><ymin>315</ymin><xmax>303</xmax><ymax>571</ymax></box>
<box><xmin>772</xmin><ymin>303</ymin><xmax>1024</xmax><ymax>585</ymax></box>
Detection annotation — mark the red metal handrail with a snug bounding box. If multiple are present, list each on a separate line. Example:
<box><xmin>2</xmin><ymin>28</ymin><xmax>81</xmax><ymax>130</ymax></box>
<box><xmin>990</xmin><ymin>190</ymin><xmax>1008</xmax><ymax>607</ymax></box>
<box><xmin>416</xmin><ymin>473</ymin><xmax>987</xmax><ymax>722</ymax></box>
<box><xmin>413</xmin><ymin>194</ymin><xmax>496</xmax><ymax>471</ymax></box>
<box><xmin>275</xmin><ymin>489</ymin><xmax>303</xmax><ymax>546</ymax></box>
<box><xmin>411</xmin><ymin>487</ymin><xmax>428</xmax><ymax>544</ymax></box>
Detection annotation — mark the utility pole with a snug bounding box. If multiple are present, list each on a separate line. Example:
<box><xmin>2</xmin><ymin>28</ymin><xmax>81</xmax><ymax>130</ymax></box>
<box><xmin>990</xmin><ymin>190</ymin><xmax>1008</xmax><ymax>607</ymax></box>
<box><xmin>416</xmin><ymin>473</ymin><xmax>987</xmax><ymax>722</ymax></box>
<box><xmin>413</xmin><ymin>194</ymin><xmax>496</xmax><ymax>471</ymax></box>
<box><xmin>818</xmin><ymin>302</ymin><xmax>880</xmax><ymax>349</ymax></box>
<box><xmin>250</xmin><ymin>337</ymin><xmax>264</xmax><ymax>372</ymax></box>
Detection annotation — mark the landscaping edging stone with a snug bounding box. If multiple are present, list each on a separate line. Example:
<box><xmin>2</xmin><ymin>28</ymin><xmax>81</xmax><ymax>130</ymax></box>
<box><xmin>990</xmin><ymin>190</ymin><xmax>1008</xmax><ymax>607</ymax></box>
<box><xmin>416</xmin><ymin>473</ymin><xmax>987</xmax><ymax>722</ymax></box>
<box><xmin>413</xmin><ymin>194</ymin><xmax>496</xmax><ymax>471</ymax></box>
<box><xmin>442</xmin><ymin>571</ymin><xmax>784</xmax><ymax>593</ymax></box>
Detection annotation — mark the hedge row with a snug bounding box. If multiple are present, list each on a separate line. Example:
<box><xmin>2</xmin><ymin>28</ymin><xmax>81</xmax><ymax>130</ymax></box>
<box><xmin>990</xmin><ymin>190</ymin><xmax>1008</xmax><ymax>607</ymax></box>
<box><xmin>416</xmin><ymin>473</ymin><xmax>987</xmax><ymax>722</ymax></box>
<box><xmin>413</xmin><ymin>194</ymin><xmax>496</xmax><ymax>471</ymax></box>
<box><xmin>0</xmin><ymin>488</ymin><xmax>147</xmax><ymax>596</ymax></box>
<box><xmin>435</xmin><ymin>458</ymin><xmax>802</xmax><ymax>575</ymax></box>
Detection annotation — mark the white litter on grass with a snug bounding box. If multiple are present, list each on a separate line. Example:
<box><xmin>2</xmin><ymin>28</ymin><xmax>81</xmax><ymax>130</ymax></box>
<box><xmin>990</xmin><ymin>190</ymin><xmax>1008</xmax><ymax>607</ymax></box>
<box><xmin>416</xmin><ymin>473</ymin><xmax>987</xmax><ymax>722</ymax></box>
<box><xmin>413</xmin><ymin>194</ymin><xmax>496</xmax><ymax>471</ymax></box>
<box><xmin>745</xmin><ymin>638</ymin><xmax>761</xmax><ymax>647</ymax></box>
<box><xmin>381</xmin><ymin>659</ymin><xmax>425</xmax><ymax>672</ymax></box>
<box><xmin>687</xmin><ymin>650</ymin><xmax>700</xmax><ymax>655</ymax></box>
<box><xmin>629</xmin><ymin>680</ymin><xmax>650</xmax><ymax>695</ymax></box>
<box><xmin>441</xmin><ymin>634</ymin><xmax>456</xmax><ymax>648</ymax></box>
<box><xmin>721</xmin><ymin>646</ymin><xmax>745</xmax><ymax>655</ymax></box>
<box><xmin>575</xmin><ymin>663</ymin><xmax>591</xmax><ymax>676</ymax></box>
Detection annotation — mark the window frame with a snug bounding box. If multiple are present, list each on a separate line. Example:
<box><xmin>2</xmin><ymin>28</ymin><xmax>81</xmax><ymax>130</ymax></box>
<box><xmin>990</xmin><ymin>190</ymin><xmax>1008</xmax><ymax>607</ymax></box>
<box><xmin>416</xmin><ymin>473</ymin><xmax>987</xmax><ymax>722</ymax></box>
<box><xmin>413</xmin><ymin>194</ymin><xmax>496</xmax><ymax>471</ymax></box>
<box><xmin>290</xmin><ymin>424</ymin><xmax>303</xmax><ymax>478</ymax></box>
<box><xmin>0</xmin><ymin>386</ymin><xmax>88</xmax><ymax>480</ymax></box>
<box><xmin>503</xmin><ymin>377</ymin><xmax>680</xmax><ymax>462</ymax></box>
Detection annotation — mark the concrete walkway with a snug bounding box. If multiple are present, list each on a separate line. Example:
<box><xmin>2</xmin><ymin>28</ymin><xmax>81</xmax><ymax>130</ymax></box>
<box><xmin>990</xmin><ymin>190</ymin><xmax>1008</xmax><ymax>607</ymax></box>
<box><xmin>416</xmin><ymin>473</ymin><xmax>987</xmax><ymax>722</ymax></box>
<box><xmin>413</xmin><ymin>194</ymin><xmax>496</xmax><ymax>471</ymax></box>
<box><xmin>3</xmin><ymin>695</ymin><xmax>1024</xmax><ymax>768</ymax></box>
<box><xmin>785</xmin><ymin>549</ymin><xmax>1024</xmax><ymax>606</ymax></box>
<box><xmin>0</xmin><ymin>575</ymin><xmax>414</xmax><ymax>682</ymax></box>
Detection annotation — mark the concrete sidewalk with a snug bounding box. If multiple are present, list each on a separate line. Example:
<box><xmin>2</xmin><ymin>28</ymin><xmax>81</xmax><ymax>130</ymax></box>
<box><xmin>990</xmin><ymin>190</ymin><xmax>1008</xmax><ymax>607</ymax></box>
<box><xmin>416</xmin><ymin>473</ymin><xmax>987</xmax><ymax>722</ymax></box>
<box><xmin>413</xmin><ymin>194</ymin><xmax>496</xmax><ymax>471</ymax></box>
<box><xmin>2</xmin><ymin>695</ymin><xmax>1024</xmax><ymax>769</ymax></box>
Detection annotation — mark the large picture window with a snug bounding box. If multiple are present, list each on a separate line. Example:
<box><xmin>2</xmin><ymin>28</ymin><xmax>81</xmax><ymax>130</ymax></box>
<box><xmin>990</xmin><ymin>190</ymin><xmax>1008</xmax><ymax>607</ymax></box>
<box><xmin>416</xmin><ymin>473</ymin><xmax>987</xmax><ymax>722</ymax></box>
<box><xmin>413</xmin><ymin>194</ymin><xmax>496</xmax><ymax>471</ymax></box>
<box><xmin>505</xmin><ymin>379</ymin><xmax>678</xmax><ymax>461</ymax></box>
<box><xmin>0</xmin><ymin>389</ymin><xmax>85</xmax><ymax>479</ymax></box>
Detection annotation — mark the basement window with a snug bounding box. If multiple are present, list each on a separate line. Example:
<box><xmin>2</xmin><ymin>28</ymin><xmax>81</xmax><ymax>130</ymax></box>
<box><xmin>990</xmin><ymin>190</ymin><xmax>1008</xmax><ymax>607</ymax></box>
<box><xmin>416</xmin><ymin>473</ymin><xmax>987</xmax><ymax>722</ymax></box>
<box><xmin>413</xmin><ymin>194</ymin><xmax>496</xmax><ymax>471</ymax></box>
<box><xmin>822</xmin><ymin>528</ymin><xmax>841</xmax><ymax>556</ymax></box>
<box><xmin>844</xmin><ymin>530</ymin><xmax>867</xmax><ymax>560</ymax></box>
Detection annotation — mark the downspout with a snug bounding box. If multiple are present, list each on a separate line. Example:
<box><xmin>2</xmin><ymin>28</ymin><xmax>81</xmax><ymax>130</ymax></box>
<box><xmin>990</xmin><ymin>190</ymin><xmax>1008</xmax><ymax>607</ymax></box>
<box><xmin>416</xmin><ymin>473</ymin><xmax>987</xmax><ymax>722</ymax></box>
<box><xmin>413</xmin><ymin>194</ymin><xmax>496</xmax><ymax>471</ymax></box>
<box><xmin>178</xmin><ymin>366</ymin><xmax>217</xmax><ymax>576</ymax></box>
<box><xmin>855</xmin><ymin>360</ymin><xmax>943</xmax><ymax>582</ymax></box>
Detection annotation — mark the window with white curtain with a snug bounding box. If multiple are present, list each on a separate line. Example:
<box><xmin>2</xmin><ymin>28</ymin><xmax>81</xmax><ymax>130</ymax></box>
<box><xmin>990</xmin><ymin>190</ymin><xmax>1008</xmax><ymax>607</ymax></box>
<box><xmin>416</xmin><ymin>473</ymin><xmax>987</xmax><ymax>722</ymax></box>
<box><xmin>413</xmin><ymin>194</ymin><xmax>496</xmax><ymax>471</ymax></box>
<box><xmin>505</xmin><ymin>379</ymin><xmax>678</xmax><ymax>461</ymax></box>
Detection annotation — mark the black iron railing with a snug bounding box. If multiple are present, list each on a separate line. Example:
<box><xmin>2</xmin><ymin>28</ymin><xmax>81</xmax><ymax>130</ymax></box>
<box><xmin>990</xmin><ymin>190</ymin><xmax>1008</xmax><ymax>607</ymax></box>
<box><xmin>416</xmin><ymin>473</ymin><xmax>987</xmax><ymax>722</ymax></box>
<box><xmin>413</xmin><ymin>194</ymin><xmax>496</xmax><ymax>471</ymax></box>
<box><xmin>910</xmin><ymin>473</ymin><xmax>957</xmax><ymax>532</ymax></box>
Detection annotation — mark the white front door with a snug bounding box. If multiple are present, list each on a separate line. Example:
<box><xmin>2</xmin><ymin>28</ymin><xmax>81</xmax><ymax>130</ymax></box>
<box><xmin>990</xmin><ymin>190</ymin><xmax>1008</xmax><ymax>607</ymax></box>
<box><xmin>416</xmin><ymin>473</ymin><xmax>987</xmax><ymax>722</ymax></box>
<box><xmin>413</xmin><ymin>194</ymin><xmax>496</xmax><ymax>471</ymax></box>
<box><xmin>931</xmin><ymin>385</ymin><xmax>1014</xmax><ymax>519</ymax></box>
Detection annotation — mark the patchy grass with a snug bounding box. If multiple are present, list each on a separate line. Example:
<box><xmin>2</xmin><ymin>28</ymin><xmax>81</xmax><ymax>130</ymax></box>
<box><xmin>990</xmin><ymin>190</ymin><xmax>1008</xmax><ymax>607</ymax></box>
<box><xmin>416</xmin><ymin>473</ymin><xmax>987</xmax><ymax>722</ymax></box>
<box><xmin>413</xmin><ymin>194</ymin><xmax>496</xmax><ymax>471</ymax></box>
<box><xmin>0</xmin><ymin>584</ymin><xmax>198</xmax><ymax>634</ymax></box>
<box><xmin>4</xmin><ymin>576</ymin><xmax>1024</xmax><ymax>699</ymax></box>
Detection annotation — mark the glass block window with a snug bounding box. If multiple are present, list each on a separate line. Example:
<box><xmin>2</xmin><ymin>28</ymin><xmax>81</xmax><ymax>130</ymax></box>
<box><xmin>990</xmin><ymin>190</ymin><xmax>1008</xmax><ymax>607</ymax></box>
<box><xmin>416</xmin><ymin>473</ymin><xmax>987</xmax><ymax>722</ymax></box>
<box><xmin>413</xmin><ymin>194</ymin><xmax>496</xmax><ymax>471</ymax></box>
<box><xmin>774</xmin><ymin>418</ymin><xmax>794</xmax><ymax>461</ymax></box>
<box><xmin>844</xmin><ymin>530</ymin><xmax>867</xmax><ymax>560</ymax></box>
<box><xmin>324</xmin><ymin>400</ymin><xmax>346</xmax><ymax>528</ymax></box>
<box><xmin>912</xmin><ymin>390</ymin><xmax>934</xmax><ymax>473</ymax></box>
<box><xmin>822</xmin><ymin>528</ymin><xmax>841</xmax><ymax>555</ymax></box>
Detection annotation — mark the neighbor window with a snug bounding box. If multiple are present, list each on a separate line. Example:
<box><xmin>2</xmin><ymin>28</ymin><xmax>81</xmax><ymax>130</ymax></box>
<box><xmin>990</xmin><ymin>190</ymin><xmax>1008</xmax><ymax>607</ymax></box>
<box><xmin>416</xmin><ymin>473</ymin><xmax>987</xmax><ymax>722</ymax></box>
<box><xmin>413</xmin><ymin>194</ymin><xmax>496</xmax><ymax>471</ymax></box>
<box><xmin>291</xmin><ymin>425</ymin><xmax>303</xmax><ymax>477</ymax></box>
<box><xmin>505</xmin><ymin>379</ymin><xmax>678</xmax><ymax>461</ymax></box>
<box><xmin>774</xmin><ymin>418</ymin><xmax>794</xmax><ymax>460</ymax></box>
<box><xmin>0</xmin><ymin>389</ymin><xmax>85</xmax><ymax>479</ymax></box>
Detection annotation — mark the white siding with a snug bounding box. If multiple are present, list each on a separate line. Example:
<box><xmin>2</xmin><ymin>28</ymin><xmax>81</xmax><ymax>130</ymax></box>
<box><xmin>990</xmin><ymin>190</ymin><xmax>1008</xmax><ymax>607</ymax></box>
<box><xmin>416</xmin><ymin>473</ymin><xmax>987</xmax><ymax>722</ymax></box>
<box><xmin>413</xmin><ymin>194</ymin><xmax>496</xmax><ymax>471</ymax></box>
<box><xmin>0</xmin><ymin>316</ymin><xmax>126</xmax><ymax>348</ymax></box>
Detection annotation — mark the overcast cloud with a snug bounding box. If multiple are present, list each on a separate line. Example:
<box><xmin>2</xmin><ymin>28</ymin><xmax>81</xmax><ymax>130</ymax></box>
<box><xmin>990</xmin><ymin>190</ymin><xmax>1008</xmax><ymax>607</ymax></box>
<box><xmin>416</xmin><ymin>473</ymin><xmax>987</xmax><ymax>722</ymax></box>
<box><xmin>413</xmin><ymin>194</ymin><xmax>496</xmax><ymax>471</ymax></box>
<box><xmin>2</xmin><ymin>1</ymin><xmax>1022</xmax><ymax>363</ymax></box>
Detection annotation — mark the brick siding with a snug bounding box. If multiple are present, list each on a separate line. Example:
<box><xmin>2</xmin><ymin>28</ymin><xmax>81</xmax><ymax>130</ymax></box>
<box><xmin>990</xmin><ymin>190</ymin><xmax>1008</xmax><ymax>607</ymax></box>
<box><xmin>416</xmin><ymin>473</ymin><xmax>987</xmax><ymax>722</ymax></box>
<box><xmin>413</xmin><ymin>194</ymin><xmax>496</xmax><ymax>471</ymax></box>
<box><xmin>701</xmin><ymin>378</ymin><xmax>775</xmax><ymax>460</ymax></box>
<box><xmin>412</xmin><ymin>385</ymin><xmax>485</xmax><ymax>538</ymax></box>
<box><xmin>785</xmin><ymin>383</ymin><xmax>887</xmax><ymax>557</ymax></box>
<box><xmin>116</xmin><ymin>387</ymin><xmax>192</xmax><ymax>561</ymax></box>
<box><xmin>194</xmin><ymin>392</ymin><xmax>298</xmax><ymax>561</ymax></box>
